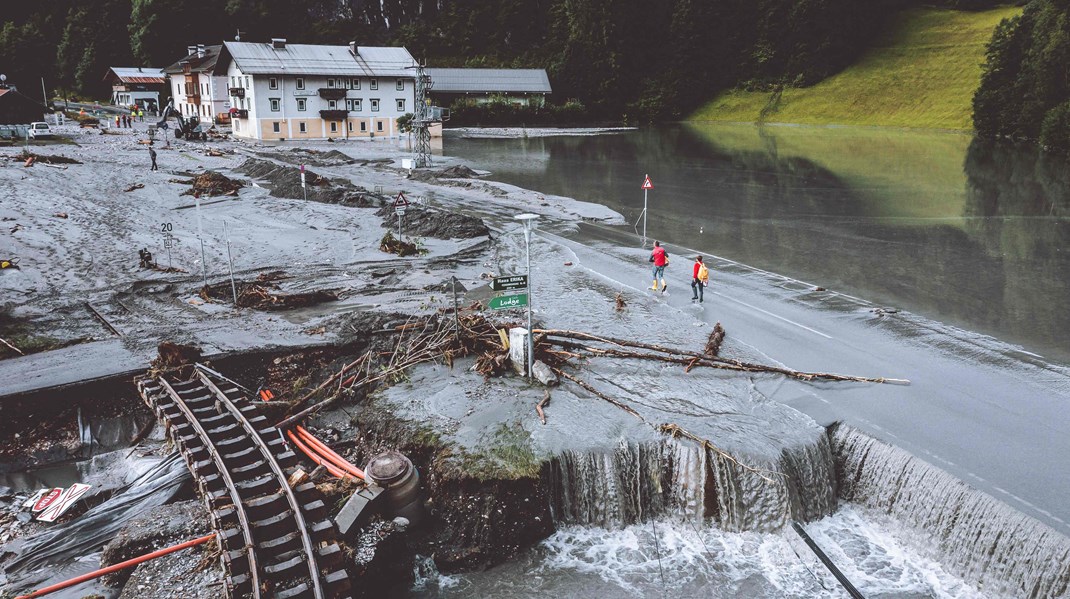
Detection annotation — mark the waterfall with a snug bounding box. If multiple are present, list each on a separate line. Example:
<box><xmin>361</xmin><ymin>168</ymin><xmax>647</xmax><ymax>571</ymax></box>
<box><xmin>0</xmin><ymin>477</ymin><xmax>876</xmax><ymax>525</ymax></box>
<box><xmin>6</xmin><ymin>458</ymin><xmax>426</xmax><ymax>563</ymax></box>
<box><xmin>544</xmin><ymin>435</ymin><xmax>837</xmax><ymax>532</ymax></box>
<box><xmin>829</xmin><ymin>423</ymin><xmax>1070</xmax><ymax>598</ymax></box>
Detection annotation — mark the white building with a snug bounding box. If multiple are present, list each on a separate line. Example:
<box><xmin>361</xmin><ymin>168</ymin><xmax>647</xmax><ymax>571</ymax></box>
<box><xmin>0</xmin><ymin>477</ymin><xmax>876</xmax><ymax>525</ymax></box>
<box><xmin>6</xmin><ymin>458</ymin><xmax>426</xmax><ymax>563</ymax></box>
<box><xmin>216</xmin><ymin>39</ymin><xmax>417</xmax><ymax>141</ymax></box>
<box><xmin>162</xmin><ymin>45</ymin><xmax>229</xmax><ymax>124</ymax></box>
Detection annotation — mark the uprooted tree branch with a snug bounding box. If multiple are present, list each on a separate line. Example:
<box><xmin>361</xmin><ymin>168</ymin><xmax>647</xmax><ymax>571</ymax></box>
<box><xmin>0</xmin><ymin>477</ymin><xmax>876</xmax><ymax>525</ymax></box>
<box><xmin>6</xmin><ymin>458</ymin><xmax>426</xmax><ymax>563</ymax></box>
<box><xmin>274</xmin><ymin>305</ymin><xmax>907</xmax><ymax>483</ymax></box>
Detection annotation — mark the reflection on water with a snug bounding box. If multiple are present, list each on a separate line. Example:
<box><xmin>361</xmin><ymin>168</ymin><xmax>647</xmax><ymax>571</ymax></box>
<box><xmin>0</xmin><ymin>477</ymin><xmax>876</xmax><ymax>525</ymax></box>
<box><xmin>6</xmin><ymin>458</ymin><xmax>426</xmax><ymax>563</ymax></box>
<box><xmin>443</xmin><ymin>125</ymin><xmax>1070</xmax><ymax>361</ymax></box>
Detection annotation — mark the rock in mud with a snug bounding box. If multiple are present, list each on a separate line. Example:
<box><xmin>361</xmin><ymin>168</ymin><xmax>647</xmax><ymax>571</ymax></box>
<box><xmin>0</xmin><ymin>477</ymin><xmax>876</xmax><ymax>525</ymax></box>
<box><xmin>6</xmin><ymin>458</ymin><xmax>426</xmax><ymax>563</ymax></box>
<box><xmin>179</xmin><ymin>171</ymin><xmax>244</xmax><ymax>197</ymax></box>
<box><xmin>375</xmin><ymin>204</ymin><xmax>489</xmax><ymax>240</ymax></box>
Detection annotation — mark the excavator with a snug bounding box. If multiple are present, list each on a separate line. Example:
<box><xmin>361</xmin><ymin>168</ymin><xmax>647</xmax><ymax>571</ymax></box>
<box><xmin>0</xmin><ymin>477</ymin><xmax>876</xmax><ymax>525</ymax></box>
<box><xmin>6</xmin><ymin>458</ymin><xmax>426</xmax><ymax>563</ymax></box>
<box><xmin>156</xmin><ymin>100</ymin><xmax>207</xmax><ymax>140</ymax></box>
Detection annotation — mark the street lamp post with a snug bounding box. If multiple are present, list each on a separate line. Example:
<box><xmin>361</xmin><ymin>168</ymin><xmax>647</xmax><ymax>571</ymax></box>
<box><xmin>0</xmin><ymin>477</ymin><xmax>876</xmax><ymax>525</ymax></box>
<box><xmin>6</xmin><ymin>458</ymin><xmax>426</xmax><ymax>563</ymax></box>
<box><xmin>514</xmin><ymin>213</ymin><xmax>539</xmax><ymax>379</ymax></box>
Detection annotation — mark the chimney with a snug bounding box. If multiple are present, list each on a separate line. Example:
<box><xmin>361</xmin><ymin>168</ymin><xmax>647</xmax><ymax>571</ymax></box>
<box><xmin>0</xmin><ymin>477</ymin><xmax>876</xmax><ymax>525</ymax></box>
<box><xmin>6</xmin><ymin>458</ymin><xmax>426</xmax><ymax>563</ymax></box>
<box><xmin>197</xmin><ymin>44</ymin><xmax>206</xmax><ymax>58</ymax></box>
<box><xmin>187</xmin><ymin>45</ymin><xmax>197</xmax><ymax>57</ymax></box>
<box><xmin>349</xmin><ymin>41</ymin><xmax>357</xmax><ymax>56</ymax></box>
<box><xmin>271</xmin><ymin>38</ymin><xmax>287</xmax><ymax>50</ymax></box>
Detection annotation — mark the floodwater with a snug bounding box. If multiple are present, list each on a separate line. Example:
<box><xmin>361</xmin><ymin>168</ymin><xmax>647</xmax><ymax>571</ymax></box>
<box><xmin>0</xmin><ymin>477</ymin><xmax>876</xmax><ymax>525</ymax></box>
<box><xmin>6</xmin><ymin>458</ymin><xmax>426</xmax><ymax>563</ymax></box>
<box><xmin>438</xmin><ymin>125</ymin><xmax>1070</xmax><ymax>597</ymax></box>
<box><xmin>443</xmin><ymin>124</ymin><xmax>1070</xmax><ymax>364</ymax></box>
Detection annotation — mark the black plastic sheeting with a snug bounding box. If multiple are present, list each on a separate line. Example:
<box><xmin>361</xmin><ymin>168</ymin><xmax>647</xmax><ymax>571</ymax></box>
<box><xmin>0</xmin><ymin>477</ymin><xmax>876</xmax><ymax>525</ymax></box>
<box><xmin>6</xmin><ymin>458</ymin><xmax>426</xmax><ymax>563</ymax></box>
<box><xmin>1</xmin><ymin>453</ymin><xmax>191</xmax><ymax>597</ymax></box>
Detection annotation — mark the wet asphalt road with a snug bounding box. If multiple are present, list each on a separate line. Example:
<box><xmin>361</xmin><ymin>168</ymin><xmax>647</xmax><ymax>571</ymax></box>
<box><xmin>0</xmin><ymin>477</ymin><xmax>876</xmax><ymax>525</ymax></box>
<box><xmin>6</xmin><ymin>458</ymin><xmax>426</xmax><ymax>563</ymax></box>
<box><xmin>553</xmin><ymin>221</ymin><xmax>1070</xmax><ymax>538</ymax></box>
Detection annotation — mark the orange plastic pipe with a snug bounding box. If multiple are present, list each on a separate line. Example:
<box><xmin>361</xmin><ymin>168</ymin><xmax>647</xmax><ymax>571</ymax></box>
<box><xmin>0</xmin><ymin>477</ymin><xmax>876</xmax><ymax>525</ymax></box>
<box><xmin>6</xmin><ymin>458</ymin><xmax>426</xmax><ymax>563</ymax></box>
<box><xmin>295</xmin><ymin>426</ymin><xmax>366</xmax><ymax>479</ymax></box>
<box><xmin>286</xmin><ymin>429</ymin><xmax>352</xmax><ymax>480</ymax></box>
<box><xmin>14</xmin><ymin>533</ymin><xmax>215</xmax><ymax>599</ymax></box>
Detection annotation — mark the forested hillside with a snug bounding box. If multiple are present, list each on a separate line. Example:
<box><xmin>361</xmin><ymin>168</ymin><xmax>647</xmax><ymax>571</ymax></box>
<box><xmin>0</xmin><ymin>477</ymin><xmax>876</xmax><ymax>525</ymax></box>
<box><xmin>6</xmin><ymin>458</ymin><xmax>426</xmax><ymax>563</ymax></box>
<box><xmin>0</xmin><ymin>0</ymin><xmax>1016</xmax><ymax>123</ymax></box>
<box><xmin>973</xmin><ymin>0</ymin><xmax>1070</xmax><ymax>151</ymax></box>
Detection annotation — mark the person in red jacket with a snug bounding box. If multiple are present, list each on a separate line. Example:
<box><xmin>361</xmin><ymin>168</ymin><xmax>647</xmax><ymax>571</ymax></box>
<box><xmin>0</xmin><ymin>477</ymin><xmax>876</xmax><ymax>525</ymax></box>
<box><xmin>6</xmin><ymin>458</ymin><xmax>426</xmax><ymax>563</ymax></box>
<box><xmin>691</xmin><ymin>255</ymin><xmax>708</xmax><ymax>303</ymax></box>
<box><xmin>649</xmin><ymin>240</ymin><xmax>669</xmax><ymax>293</ymax></box>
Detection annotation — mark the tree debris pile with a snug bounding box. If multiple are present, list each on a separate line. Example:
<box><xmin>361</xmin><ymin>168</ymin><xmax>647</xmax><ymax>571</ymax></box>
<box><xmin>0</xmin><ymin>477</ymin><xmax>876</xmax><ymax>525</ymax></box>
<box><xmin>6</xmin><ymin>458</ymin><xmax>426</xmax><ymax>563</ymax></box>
<box><xmin>179</xmin><ymin>171</ymin><xmax>244</xmax><ymax>197</ymax></box>
<box><xmin>705</xmin><ymin>322</ymin><xmax>725</xmax><ymax>357</ymax></box>
<box><xmin>238</xmin><ymin>158</ymin><xmax>378</xmax><ymax>206</ymax></box>
<box><xmin>199</xmin><ymin>271</ymin><xmax>339</xmax><ymax>311</ymax></box>
<box><xmin>379</xmin><ymin>231</ymin><xmax>421</xmax><ymax>257</ymax></box>
<box><xmin>152</xmin><ymin>341</ymin><xmax>204</xmax><ymax>372</ymax></box>
<box><xmin>375</xmin><ymin>204</ymin><xmax>490</xmax><ymax>239</ymax></box>
<box><xmin>14</xmin><ymin>151</ymin><xmax>82</xmax><ymax>165</ymax></box>
<box><xmin>257</xmin><ymin>148</ymin><xmax>359</xmax><ymax>167</ymax></box>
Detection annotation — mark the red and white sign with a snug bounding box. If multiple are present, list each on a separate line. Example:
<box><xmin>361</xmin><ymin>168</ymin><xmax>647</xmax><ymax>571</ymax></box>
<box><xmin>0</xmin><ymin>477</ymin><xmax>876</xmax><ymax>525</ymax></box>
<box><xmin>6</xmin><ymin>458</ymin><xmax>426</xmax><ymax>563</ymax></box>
<box><xmin>32</xmin><ymin>488</ymin><xmax>64</xmax><ymax>513</ymax></box>
<box><xmin>393</xmin><ymin>191</ymin><xmax>409</xmax><ymax>209</ymax></box>
<box><xmin>37</xmin><ymin>483</ymin><xmax>91</xmax><ymax>522</ymax></box>
<box><xmin>641</xmin><ymin>175</ymin><xmax>653</xmax><ymax>190</ymax></box>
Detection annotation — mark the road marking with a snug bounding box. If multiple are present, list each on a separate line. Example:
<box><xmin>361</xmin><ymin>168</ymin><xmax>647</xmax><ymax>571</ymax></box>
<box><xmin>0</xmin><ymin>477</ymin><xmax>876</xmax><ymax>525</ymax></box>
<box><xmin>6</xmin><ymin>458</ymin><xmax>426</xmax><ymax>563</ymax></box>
<box><xmin>713</xmin><ymin>291</ymin><xmax>833</xmax><ymax>339</ymax></box>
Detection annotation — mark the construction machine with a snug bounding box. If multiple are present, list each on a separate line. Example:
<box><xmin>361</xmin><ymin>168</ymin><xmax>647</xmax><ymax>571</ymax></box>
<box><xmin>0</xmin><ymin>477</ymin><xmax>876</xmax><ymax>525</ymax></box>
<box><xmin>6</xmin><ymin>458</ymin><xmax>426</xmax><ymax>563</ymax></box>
<box><xmin>156</xmin><ymin>100</ymin><xmax>207</xmax><ymax>140</ymax></box>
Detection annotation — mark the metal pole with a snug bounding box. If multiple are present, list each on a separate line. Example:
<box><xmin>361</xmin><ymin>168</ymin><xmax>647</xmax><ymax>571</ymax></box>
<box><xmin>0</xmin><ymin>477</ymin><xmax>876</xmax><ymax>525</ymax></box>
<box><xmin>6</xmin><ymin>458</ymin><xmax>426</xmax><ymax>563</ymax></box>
<box><xmin>398</xmin><ymin>211</ymin><xmax>403</xmax><ymax>240</ymax></box>
<box><xmin>525</xmin><ymin>225</ymin><xmax>533</xmax><ymax>379</ymax></box>
<box><xmin>300</xmin><ymin>164</ymin><xmax>307</xmax><ymax>202</ymax></box>
<box><xmin>224</xmin><ymin>220</ymin><xmax>238</xmax><ymax>306</ymax></box>
<box><xmin>40</xmin><ymin>77</ymin><xmax>47</xmax><ymax>106</ymax></box>
<box><xmin>166</xmin><ymin>239</ymin><xmax>172</xmax><ymax>270</ymax></box>
<box><xmin>642</xmin><ymin>173</ymin><xmax>649</xmax><ymax>247</ymax></box>
<box><xmin>451</xmin><ymin>276</ymin><xmax>460</xmax><ymax>342</ymax></box>
<box><xmin>196</xmin><ymin>195</ymin><xmax>207</xmax><ymax>290</ymax></box>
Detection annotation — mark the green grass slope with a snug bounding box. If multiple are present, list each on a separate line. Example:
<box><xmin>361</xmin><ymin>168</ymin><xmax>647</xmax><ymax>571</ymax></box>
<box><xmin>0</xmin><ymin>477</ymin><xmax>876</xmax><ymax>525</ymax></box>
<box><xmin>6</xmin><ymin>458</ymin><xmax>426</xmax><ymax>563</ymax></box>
<box><xmin>690</xmin><ymin>6</ymin><xmax>1022</xmax><ymax>130</ymax></box>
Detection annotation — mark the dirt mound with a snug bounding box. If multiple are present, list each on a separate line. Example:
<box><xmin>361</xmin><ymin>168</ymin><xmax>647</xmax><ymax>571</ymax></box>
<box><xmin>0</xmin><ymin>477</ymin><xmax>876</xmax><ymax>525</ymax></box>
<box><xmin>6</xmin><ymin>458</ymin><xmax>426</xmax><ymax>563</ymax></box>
<box><xmin>436</xmin><ymin>165</ymin><xmax>482</xmax><ymax>178</ymax></box>
<box><xmin>257</xmin><ymin>148</ymin><xmax>357</xmax><ymax>167</ymax></box>
<box><xmin>180</xmin><ymin>171</ymin><xmax>244</xmax><ymax>197</ymax></box>
<box><xmin>237</xmin><ymin>158</ymin><xmax>379</xmax><ymax>206</ymax></box>
<box><xmin>375</xmin><ymin>205</ymin><xmax>489</xmax><ymax>240</ymax></box>
<box><xmin>15</xmin><ymin>151</ymin><xmax>82</xmax><ymax>165</ymax></box>
<box><xmin>200</xmin><ymin>271</ymin><xmax>340</xmax><ymax>311</ymax></box>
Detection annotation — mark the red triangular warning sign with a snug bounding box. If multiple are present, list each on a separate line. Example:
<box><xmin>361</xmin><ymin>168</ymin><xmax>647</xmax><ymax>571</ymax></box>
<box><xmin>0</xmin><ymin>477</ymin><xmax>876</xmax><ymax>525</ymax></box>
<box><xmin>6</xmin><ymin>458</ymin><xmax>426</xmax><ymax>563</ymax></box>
<box><xmin>642</xmin><ymin>175</ymin><xmax>653</xmax><ymax>190</ymax></box>
<box><xmin>394</xmin><ymin>191</ymin><xmax>409</xmax><ymax>208</ymax></box>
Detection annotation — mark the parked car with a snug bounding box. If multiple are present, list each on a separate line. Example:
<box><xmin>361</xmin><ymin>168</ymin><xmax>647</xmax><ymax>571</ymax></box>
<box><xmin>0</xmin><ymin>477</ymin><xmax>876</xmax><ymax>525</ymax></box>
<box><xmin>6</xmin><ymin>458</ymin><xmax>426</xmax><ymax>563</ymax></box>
<box><xmin>28</xmin><ymin>122</ymin><xmax>53</xmax><ymax>139</ymax></box>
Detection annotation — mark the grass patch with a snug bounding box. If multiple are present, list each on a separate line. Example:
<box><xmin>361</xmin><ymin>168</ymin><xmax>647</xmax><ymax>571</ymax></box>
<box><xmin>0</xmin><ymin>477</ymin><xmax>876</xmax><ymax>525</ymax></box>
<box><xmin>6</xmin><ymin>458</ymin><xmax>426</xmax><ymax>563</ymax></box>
<box><xmin>451</xmin><ymin>422</ymin><xmax>541</xmax><ymax>482</ymax></box>
<box><xmin>690</xmin><ymin>6</ymin><xmax>1023</xmax><ymax>130</ymax></box>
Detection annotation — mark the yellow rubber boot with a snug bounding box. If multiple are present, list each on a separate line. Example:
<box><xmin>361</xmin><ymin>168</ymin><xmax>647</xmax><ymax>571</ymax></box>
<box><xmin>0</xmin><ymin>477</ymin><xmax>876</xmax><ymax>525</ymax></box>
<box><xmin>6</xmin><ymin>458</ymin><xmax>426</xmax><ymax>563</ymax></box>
<box><xmin>651</xmin><ymin>280</ymin><xmax>658</xmax><ymax>290</ymax></box>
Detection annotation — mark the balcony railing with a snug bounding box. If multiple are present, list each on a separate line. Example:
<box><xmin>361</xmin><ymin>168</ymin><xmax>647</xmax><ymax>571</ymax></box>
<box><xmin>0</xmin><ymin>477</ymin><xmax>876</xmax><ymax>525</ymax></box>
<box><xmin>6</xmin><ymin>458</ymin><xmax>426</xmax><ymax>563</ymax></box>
<box><xmin>318</xmin><ymin>88</ymin><xmax>347</xmax><ymax>101</ymax></box>
<box><xmin>229</xmin><ymin>87</ymin><xmax>245</xmax><ymax>98</ymax></box>
<box><xmin>319</xmin><ymin>109</ymin><xmax>349</xmax><ymax>120</ymax></box>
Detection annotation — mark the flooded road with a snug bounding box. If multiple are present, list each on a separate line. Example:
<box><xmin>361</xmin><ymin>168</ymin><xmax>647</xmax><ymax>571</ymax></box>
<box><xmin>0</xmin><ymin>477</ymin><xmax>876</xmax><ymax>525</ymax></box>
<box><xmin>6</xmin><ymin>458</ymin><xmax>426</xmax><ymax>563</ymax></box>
<box><xmin>444</xmin><ymin>124</ymin><xmax>1070</xmax><ymax>364</ymax></box>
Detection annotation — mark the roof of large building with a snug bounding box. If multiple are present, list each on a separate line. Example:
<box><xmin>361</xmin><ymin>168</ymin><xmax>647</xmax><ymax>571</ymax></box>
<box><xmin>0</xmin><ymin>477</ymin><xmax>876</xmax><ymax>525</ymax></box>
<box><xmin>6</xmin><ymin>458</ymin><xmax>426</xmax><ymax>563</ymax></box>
<box><xmin>219</xmin><ymin>42</ymin><xmax>415</xmax><ymax>78</ymax></box>
<box><xmin>426</xmin><ymin>69</ymin><xmax>552</xmax><ymax>94</ymax></box>
<box><xmin>162</xmin><ymin>45</ymin><xmax>223</xmax><ymax>75</ymax></box>
<box><xmin>103</xmin><ymin>67</ymin><xmax>166</xmax><ymax>84</ymax></box>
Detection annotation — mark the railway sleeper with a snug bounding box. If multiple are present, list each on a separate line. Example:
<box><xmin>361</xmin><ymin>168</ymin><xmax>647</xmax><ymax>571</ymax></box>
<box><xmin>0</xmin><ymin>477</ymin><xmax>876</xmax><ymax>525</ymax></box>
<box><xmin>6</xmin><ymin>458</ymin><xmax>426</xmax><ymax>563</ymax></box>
<box><xmin>231</xmin><ymin>459</ymin><xmax>272</xmax><ymax>478</ymax></box>
<box><xmin>315</xmin><ymin>542</ymin><xmax>345</xmax><ymax>569</ymax></box>
<box><xmin>250</xmin><ymin>509</ymin><xmax>299</xmax><ymax>540</ymax></box>
<box><xmin>243</xmin><ymin>492</ymin><xmax>290</xmax><ymax>520</ymax></box>
<box><xmin>263</xmin><ymin>549</ymin><xmax>311</xmax><ymax>578</ymax></box>
<box><xmin>216</xmin><ymin>433</ymin><xmax>257</xmax><ymax>453</ymax></box>
<box><xmin>309</xmin><ymin>520</ymin><xmax>337</xmax><ymax>543</ymax></box>
<box><xmin>275</xmin><ymin>581</ymin><xmax>314</xmax><ymax>599</ymax></box>
<box><xmin>222</xmin><ymin>548</ymin><xmax>252</xmax><ymax>576</ymax></box>
<box><xmin>260</xmin><ymin>530</ymin><xmax>303</xmax><ymax>555</ymax></box>
<box><xmin>234</xmin><ymin>473</ymin><xmax>278</xmax><ymax>496</ymax></box>
<box><xmin>300</xmin><ymin>499</ymin><xmax>328</xmax><ymax>521</ymax></box>
<box><xmin>227</xmin><ymin>572</ymin><xmax>252</xmax><ymax>598</ymax></box>
<box><xmin>220</xmin><ymin>444</ymin><xmax>263</xmax><ymax>467</ymax></box>
<box><xmin>205</xmin><ymin>421</ymin><xmax>241</xmax><ymax>439</ymax></box>
<box><xmin>324</xmin><ymin>569</ymin><xmax>353</xmax><ymax>597</ymax></box>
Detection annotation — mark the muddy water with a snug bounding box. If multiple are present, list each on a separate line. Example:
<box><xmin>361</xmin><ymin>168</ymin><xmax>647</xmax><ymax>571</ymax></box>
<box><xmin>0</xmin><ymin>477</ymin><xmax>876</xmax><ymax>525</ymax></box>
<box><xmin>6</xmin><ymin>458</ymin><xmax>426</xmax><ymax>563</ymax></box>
<box><xmin>443</xmin><ymin>125</ymin><xmax>1070</xmax><ymax>363</ymax></box>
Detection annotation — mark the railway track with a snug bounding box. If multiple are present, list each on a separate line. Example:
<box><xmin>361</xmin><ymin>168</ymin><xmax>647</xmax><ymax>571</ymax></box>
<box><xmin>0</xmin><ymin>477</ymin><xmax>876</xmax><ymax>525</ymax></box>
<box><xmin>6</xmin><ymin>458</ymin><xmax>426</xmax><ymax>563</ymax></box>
<box><xmin>138</xmin><ymin>368</ymin><xmax>351</xmax><ymax>599</ymax></box>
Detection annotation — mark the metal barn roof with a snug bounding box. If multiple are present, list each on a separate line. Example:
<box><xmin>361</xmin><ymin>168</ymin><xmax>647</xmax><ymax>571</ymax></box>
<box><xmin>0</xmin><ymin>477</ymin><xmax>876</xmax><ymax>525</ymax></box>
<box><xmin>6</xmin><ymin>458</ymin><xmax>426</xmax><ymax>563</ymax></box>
<box><xmin>222</xmin><ymin>42</ymin><xmax>415</xmax><ymax>78</ymax></box>
<box><xmin>426</xmin><ymin>69</ymin><xmax>552</xmax><ymax>94</ymax></box>
<box><xmin>104</xmin><ymin>67</ymin><xmax>166</xmax><ymax>84</ymax></box>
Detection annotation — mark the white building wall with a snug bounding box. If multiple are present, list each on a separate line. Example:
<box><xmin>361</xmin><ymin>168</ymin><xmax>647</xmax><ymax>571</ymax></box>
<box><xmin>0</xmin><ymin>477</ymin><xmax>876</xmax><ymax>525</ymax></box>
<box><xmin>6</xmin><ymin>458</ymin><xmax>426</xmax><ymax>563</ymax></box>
<box><xmin>226</xmin><ymin>67</ymin><xmax>415</xmax><ymax>141</ymax></box>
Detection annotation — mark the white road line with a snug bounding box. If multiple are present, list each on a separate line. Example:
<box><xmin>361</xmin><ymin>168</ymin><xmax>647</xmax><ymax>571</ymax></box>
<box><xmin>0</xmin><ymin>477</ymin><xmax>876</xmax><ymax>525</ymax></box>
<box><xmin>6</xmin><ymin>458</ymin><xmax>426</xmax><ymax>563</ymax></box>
<box><xmin>713</xmin><ymin>291</ymin><xmax>833</xmax><ymax>339</ymax></box>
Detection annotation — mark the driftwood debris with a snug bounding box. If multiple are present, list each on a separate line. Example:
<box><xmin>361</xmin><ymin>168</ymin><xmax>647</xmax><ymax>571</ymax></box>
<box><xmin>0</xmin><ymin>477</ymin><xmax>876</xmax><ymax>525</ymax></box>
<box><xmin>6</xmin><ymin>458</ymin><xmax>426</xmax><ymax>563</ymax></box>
<box><xmin>705</xmin><ymin>322</ymin><xmax>725</xmax><ymax>357</ymax></box>
<box><xmin>124</xmin><ymin>183</ymin><xmax>144</xmax><ymax>192</ymax></box>
<box><xmin>536</xmin><ymin>328</ymin><xmax>908</xmax><ymax>385</ymax></box>
<box><xmin>536</xmin><ymin>390</ymin><xmax>551</xmax><ymax>425</ymax></box>
<box><xmin>0</xmin><ymin>336</ymin><xmax>24</xmax><ymax>356</ymax></box>
<box><xmin>615</xmin><ymin>292</ymin><xmax>627</xmax><ymax>312</ymax></box>
<box><xmin>379</xmin><ymin>231</ymin><xmax>420</xmax><ymax>257</ymax></box>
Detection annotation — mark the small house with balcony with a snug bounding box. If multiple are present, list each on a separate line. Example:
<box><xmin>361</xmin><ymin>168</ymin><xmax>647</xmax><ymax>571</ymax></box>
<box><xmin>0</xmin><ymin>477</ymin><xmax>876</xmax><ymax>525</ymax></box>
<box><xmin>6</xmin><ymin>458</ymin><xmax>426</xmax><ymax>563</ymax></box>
<box><xmin>102</xmin><ymin>67</ymin><xmax>167</xmax><ymax>112</ymax></box>
<box><xmin>216</xmin><ymin>39</ymin><xmax>417</xmax><ymax>141</ymax></box>
<box><xmin>162</xmin><ymin>44</ymin><xmax>229</xmax><ymax>124</ymax></box>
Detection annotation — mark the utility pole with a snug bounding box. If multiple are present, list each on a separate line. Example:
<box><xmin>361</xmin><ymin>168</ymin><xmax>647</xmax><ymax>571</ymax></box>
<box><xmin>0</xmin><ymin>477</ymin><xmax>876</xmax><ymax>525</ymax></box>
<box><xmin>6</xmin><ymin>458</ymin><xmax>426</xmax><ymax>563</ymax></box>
<box><xmin>412</xmin><ymin>61</ymin><xmax>433</xmax><ymax>168</ymax></box>
<box><xmin>515</xmin><ymin>214</ymin><xmax>539</xmax><ymax>379</ymax></box>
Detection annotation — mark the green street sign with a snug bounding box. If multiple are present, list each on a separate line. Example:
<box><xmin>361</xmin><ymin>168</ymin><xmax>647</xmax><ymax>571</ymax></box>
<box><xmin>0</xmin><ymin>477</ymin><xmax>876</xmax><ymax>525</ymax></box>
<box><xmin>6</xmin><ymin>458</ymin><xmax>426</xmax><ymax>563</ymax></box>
<box><xmin>489</xmin><ymin>293</ymin><xmax>528</xmax><ymax>310</ymax></box>
<box><xmin>491</xmin><ymin>275</ymin><xmax>528</xmax><ymax>292</ymax></box>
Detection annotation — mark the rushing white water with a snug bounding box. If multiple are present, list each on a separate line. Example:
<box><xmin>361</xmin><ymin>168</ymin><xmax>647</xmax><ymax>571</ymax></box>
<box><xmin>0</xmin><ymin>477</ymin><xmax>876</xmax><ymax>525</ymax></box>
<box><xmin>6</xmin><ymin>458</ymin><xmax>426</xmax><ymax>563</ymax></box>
<box><xmin>545</xmin><ymin>436</ymin><xmax>837</xmax><ymax>532</ymax></box>
<box><xmin>831</xmin><ymin>424</ymin><xmax>1070</xmax><ymax>598</ymax></box>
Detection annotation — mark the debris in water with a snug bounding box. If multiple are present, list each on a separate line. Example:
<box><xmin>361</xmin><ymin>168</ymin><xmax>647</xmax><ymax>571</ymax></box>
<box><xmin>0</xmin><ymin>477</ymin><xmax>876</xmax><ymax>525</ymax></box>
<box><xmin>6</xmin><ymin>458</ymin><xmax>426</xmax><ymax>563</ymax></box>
<box><xmin>123</xmin><ymin>183</ymin><xmax>144</xmax><ymax>192</ymax></box>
